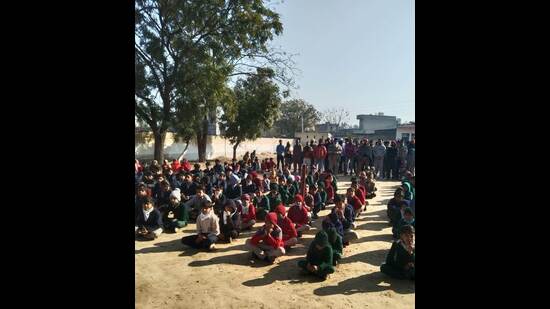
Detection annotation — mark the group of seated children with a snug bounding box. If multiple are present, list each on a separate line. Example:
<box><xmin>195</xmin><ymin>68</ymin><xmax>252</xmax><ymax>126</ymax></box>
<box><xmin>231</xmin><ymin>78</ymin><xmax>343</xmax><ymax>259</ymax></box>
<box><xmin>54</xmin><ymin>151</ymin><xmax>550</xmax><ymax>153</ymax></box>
<box><xmin>380</xmin><ymin>172</ymin><xmax>416</xmax><ymax>281</ymax></box>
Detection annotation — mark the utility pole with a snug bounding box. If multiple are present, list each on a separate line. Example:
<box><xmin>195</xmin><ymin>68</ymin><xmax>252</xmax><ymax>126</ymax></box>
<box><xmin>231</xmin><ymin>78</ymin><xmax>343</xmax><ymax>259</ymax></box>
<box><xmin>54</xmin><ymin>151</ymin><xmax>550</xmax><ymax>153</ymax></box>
<box><xmin>301</xmin><ymin>115</ymin><xmax>304</xmax><ymax>133</ymax></box>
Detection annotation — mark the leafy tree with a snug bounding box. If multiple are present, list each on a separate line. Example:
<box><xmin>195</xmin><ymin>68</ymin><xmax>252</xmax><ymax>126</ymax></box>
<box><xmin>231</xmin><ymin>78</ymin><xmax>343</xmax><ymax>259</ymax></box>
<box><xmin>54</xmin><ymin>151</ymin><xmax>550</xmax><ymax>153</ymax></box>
<box><xmin>135</xmin><ymin>0</ymin><xmax>295</xmax><ymax>161</ymax></box>
<box><xmin>221</xmin><ymin>68</ymin><xmax>281</xmax><ymax>159</ymax></box>
<box><xmin>274</xmin><ymin>99</ymin><xmax>320</xmax><ymax>136</ymax></box>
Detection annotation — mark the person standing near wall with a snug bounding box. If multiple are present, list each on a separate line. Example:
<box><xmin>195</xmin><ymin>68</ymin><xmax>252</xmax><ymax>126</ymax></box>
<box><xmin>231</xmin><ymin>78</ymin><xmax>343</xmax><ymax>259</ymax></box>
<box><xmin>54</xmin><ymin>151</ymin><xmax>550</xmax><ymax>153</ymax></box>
<box><xmin>276</xmin><ymin>140</ymin><xmax>285</xmax><ymax>171</ymax></box>
<box><xmin>292</xmin><ymin>139</ymin><xmax>303</xmax><ymax>174</ymax></box>
<box><xmin>327</xmin><ymin>139</ymin><xmax>342</xmax><ymax>174</ymax></box>
<box><xmin>343</xmin><ymin>138</ymin><xmax>356</xmax><ymax>176</ymax></box>
<box><xmin>303</xmin><ymin>141</ymin><xmax>314</xmax><ymax>172</ymax></box>
<box><xmin>284</xmin><ymin>141</ymin><xmax>293</xmax><ymax>169</ymax></box>
<box><xmin>396</xmin><ymin>140</ymin><xmax>408</xmax><ymax>179</ymax></box>
<box><xmin>407</xmin><ymin>139</ymin><xmax>415</xmax><ymax>175</ymax></box>
<box><xmin>313</xmin><ymin>139</ymin><xmax>328</xmax><ymax>173</ymax></box>
<box><xmin>373</xmin><ymin>140</ymin><xmax>386</xmax><ymax>180</ymax></box>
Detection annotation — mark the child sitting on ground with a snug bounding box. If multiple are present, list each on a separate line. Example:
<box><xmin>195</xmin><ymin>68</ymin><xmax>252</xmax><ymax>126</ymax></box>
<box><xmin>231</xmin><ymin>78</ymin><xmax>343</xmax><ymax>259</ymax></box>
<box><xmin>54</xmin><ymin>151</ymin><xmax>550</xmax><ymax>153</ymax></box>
<box><xmin>381</xmin><ymin>225</ymin><xmax>415</xmax><ymax>280</ymax></box>
<box><xmin>135</xmin><ymin>196</ymin><xmax>163</xmax><ymax>240</ymax></box>
<box><xmin>392</xmin><ymin>207</ymin><xmax>415</xmax><ymax>239</ymax></box>
<box><xmin>330</xmin><ymin>194</ymin><xmax>358</xmax><ymax>246</ymax></box>
<box><xmin>297</xmin><ymin>231</ymin><xmax>335</xmax><ymax>280</ymax></box>
<box><xmin>218</xmin><ymin>200</ymin><xmax>240</xmax><ymax>243</ymax></box>
<box><xmin>346</xmin><ymin>187</ymin><xmax>364</xmax><ymax>218</ymax></box>
<box><xmin>181</xmin><ymin>201</ymin><xmax>220</xmax><ymax>251</ymax></box>
<box><xmin>161</xmin><ymin>188</ymin><xmax>189</xmax><ymax>233</ymax></box>
<box><xmin>287</xmin><ymin>194</ymin><xmax>311</xmax><ymax>237</ymax></box>
<box><xmin>309</xmin><ymin>184</ymin><xmax>325</xmax><ymax>220</ymax></box>
<box><xmin>387</xmin><ymin>189</ymin><xmax>409</xmax><ymax>225</ymax></box>
<box><xmin>327</xmin><ymin>227</ymin><xmax>343</xmax><ymax>266</ymax></box>
<box><xmin>246</xmin><ymin>212</ymin><xmax>286</xmax><ymax>264</ymax></box>
<box><xmin>364</xmin><ymin>172</ymin><xmax>377</xmax><ymax>199</ymax></box>
<box><xmin>274</xmin><ymin>204</ymin><xmax>298</xmax><ymax>249</ymax></box>
<box><xmin>238</xmin><ymin>194</ymin><xmax>256</xmax><ymax>230</ymax></box>
<box><xmin>253</xmin><ymin>187</ymin><xmax>271</xmax><ymax>221</ymax></box>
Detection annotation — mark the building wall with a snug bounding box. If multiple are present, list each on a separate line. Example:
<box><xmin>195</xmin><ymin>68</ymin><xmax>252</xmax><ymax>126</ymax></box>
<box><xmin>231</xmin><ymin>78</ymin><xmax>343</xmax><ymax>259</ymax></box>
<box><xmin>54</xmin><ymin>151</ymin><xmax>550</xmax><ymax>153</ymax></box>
<box><xmin>135</xmin><ymin>133</ymin><xmax>293</xmax><ymax>161</ymax></box>
<box><xmin>294</xmin><ymin>132</ymin><xmax>332</xmax><ymax>143</ymax></box>
<box><xmin>396</xmin><ymin>126</ymin><xmax>415</xmax><ymax>141</ymax></box>
<box><xmin>357</xmin><ymin>115</ymin><xmax>398</xmax><ymax>132</ymax></box>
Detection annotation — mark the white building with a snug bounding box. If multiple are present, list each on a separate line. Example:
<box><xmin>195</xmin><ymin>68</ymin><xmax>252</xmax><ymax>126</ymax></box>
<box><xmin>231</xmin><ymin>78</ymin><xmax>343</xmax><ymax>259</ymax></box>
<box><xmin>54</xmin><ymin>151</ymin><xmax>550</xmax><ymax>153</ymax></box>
<box><xmin>356</xmin><ymin>113</ymin><xmax>398</xmax><ymax>133</ymax></box>
<box><xmin>396</xmin><ymin>123</ymin><xmax>415</xmax><ymax>142</ymax></box>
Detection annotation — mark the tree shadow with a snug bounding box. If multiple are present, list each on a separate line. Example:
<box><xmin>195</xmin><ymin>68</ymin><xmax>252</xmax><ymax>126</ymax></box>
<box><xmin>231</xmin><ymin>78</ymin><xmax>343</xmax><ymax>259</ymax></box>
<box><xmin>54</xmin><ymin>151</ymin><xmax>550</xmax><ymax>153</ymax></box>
<box><xmin>241</xmin><ymin>257</ymin><xmax>322</xmax><ymax>287</ymax></box>
<box><xmin>339</xmin><ymin>248</ymin><xmax>387</xmax><ymax>266</ymax></box>
<box><xmin>313</xmin><ymin>271</ymin><xmax>415</xmax><ymax>296</ymax></box>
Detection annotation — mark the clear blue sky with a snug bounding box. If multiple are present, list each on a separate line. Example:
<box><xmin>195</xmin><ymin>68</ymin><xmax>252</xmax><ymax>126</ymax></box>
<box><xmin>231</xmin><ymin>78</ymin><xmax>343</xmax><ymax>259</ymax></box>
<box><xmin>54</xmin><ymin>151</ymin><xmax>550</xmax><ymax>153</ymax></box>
<box><xmin>271</xmin><ymin>0</ymin><xmax>415</xmax><ymax>124</ymax></box>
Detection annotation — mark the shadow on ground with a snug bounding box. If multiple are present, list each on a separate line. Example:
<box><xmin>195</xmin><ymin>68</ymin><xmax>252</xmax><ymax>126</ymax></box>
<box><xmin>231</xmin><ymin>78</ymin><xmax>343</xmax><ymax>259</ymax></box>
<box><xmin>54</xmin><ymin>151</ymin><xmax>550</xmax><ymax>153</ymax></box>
<box><xmin>242</xmin><ymin>257</ymin><xmax>323</xmax><ymax>286</ymax></box>
<box><xmin>314</xmin><ymin>271</ymin><xmax>414</xmax><ymax>296</ymax></box>
<box><xmin>339</xmin><ymin>248</ymin><xmax>387</xmax><ymax>266</ymax></box>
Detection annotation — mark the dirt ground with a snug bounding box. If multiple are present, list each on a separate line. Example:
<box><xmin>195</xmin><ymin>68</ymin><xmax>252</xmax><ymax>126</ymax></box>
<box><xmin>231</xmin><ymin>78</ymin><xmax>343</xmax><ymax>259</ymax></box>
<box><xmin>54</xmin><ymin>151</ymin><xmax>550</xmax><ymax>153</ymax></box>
<box><xmin>135</xmin><ymin>176</ymin><xmax>415</xmax><ymax>309</ymax></box>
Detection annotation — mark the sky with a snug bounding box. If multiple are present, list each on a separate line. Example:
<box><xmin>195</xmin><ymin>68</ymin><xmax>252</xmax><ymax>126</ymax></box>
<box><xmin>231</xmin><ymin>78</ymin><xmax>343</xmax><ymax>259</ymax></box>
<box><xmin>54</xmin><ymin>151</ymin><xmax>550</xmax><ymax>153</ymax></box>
<box><xmin>270</xmin><ymin>0</ymin><xmax>415</xmax><ymax>124</ymax></box>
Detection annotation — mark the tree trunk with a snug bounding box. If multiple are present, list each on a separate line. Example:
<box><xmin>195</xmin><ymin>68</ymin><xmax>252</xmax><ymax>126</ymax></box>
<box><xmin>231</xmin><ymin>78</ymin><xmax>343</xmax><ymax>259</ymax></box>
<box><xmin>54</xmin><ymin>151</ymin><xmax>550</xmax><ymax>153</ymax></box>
<box><xmin>177</xmin><ymin>140</ymin><xmax>190</xmax><ymax>162</ymax></box>
<box><xmin>196</xmin><ymin>119</ymin><xmax>208</xmax><ymax>162</ymax></box>
<box><xmin>232</xmin><ymin>141</ymin><xmax>240</xmax><ymax>160</ymax></box>
<box><xmin>153</xmin><ymin>131</ymin><xmax>165</xmax><ymax>162</ymax></box>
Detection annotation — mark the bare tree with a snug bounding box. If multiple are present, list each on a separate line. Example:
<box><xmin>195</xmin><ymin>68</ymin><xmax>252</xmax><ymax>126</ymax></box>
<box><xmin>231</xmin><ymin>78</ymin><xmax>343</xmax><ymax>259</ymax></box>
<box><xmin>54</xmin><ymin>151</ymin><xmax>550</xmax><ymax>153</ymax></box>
<box><xmin>320</xmin><ymin>108</ymin><xmax>350</xmax><ymax>127</ymax></box>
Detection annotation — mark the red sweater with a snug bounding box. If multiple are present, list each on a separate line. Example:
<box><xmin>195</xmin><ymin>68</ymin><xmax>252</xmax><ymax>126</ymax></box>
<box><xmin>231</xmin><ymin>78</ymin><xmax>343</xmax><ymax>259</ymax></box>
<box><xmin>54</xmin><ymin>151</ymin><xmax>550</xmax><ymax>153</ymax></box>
<box><xmin>325</xmin><ymin>181</ymin><xmax>335</xmax><ymax>201</ymax></box>
<box><xmin>238</xmin><ymin>202</ymin><xmax>256</xmax><ymax>223</ymax></box>
<box><xmin>288</xmin><ymin>204</ymin><xmax>309</xmax><ymax>227</ymax></box>
<box><xmin>277</xmin><ymin>216</ymin><xmax>298</xmax><ymax>241</ymax></box>
<box><xmin>250</xmin><ymin>227</ymin><xmax>284</xmax><ymax>249</ymax></box>
<box><xmin>181</xmin><ymin>161</ymin><xmax>192</xmax><ymax>172</ymax></box>
<box><xmin>348</xmin><ymin>194</ymin><xmax>363</xmax><ymax>212</ymax></box>
<box><xmin>356</xmin><ymin>187</ymin><xmax>366</xmax><ymax>205</ymax></box>
<box><xmin>313</xmin><ymin>145</ymin><xmax>327</xmax><ymax>160</ymax></box>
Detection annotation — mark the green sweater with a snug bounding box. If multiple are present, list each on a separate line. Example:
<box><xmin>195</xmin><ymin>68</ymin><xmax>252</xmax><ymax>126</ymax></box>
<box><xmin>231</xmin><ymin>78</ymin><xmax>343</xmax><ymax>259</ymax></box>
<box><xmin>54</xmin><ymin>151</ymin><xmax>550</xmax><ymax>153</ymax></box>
<box><xmin>385</xmin><ymin>240</ymin><xmax>415</xmax><ymax>270</ymax></box>
<box><xmin>267</xmin><ymin>193</ymin><xmax>282</xmax><ymax>209</ymax></box>
<box><xmin>306</xmin><ymin>242</ymin><xmax>334</xmax><ymax>271</ymax></box>
<box><xmin>253</xmin><ymin>196</ymin><xmax>271</xmax><ymax>212</ymax></box>
<box><xmin>173</xmin><ymin>202</ymin><xmax>189</xmax><ymax>224</ymax></box>
<box><xmin>278</xmin><ymin>186</ymin><xmax>290</xmax><ymax>206</ymax></box>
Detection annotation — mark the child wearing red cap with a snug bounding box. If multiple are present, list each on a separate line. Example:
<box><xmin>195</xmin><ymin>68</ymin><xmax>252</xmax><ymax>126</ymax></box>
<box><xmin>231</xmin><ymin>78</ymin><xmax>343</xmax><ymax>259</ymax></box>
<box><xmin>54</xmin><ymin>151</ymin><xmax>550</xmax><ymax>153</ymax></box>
<box><xmin>274</xmin><ymin>204</ymin><xmax>298</xmax><ymax>248</ymax></box>
<box><xmin>246</xmin><ymin>212</ymin><xmax>286</xmax><ymax>263</ymax></box>
<box><xmin>287</xmin><ymin>194</ymin><xmax>311</xmax><ymax>236</ymax></box>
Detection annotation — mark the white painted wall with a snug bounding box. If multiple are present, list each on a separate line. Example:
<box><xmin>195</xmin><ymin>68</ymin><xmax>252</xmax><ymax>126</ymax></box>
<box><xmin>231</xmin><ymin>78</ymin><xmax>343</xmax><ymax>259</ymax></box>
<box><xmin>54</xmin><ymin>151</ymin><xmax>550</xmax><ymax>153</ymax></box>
<box><xmin>135</xmin><ymin>133</ymin><xmax>294</xmax><ymax>161</ymax></box>
<box><xmin>396</xmin><ymin>126</ymin><xmax>415</xmax><ymax>141</ymax></box>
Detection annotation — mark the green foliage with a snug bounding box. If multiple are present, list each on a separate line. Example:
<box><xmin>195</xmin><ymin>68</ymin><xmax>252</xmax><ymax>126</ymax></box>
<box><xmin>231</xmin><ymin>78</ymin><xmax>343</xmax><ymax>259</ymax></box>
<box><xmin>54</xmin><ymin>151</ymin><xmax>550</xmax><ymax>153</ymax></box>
<box><xmin>134</xmin><ymin>0</ymin><xmax>294</xmax><ymax>160</ymax></box>
<box><xmin>274</xmin><ymin>99</ymin><xmax>321</xmax><ymax>136</ymax></box>
<box><xmin>221</xmin><ymin>69</ymin><xmax>281</xmax><ymax>150</ymax></box>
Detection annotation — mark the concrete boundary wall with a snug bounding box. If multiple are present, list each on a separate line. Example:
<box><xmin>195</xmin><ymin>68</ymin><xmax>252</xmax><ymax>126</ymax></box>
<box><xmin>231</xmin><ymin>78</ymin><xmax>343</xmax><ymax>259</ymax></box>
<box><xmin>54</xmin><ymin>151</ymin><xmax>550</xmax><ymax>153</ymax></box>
<box><xmin>135</xmin><ymin>133</ymin><xmax>294</xmax><ymax>161</ymax></box>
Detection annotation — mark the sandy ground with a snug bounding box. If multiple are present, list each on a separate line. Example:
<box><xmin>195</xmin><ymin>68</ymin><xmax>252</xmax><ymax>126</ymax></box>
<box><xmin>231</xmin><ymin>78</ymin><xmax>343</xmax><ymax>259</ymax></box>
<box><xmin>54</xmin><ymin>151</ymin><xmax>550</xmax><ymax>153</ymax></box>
<box><xmin>135</xmin><ymin>177</ymin><xmax>415</xmax><ymax>309</ymax></box>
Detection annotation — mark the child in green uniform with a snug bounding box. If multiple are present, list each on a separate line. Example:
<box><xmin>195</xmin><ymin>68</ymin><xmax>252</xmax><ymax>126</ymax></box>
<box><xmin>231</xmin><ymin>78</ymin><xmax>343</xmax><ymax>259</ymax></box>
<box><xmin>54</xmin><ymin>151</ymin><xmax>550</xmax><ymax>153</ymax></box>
<box><xmin>327</xmin><ymin>227</ymin><xmax>343</xmax><ymax>266</ymax></box>
<box><xmin>253</xmin><ymin>187</ymin><xmax>270</xmax><ymax>221</ymax></box>
<box><xmin>298</xmin><ymin>231</ymin><xmax>335</xmax><ymax>280</ymax></box>
<box><xmin>267</xmin><ymin>183</ymin><xmax>282</xmax><ymax>211</ymax></box>
<box><xmin>163</xmin><ymin>188</ymin><xmax>189</xmax><ymax>233</ymax></box>
<box><xmin>381</xmin><ymin>225</ymin><xmax>415</xmax><ymax>280</ymax></box>
<box><xmin>278</xmin><ymin>177</ymin><xmax>290</xmax><ymax>206</ymax></box>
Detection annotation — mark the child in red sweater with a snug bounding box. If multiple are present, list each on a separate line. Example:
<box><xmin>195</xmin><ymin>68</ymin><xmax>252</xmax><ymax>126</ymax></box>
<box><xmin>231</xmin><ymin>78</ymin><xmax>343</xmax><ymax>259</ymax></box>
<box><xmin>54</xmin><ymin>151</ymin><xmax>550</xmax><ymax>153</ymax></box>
<box><xmin>246</xmin><ymin>212</ymin><xmax>286</xmax><ymax>263</ymax></box>
<box><xmin>274</xmin><ymin>204</ymin><xmax>298</xmax><ymax>248</ymax></box>
<box><xmin>324</xmin><ymin>176</ymin><xmax>335</xmax><ymax>204</ymax></box>
<box><xmin>238</xmin><ymin>194</ymin><xmax>256</xmax><ymax>230</ymax></box>
<box><xmin>287</xmin><ymin>194</ymin><xmax>311</xmax><ymax>236</ymax></box>
<box><xmin>346</xmin><ymin>187</ymin><xmax>364</xmax><ymax>217</ymax></box>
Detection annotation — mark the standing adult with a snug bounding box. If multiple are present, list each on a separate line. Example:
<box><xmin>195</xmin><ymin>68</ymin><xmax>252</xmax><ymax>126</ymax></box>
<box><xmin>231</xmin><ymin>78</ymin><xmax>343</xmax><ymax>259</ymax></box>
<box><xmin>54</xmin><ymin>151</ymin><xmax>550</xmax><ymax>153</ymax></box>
<box><xmin>386</xmin><ymin>141</ymin><xmax>398</xmax><ymax>180</ymax></box>
<box><xmin>284</xmin><ymin>141</ymin><xmax>293</xmax><ymax>168</ymax></box>
<box><xmin>357</xmin><ymin>139</ymin><xmax>372</xmax><ymax>173</ymax></box>
<box><xmin>292</xmin><ymin>139</ymin><xmax>303</xmax><ymax>173</ymax></box>
<box><xmin>343</xmin><ymin>138</ymin><xmax>356</xmax><ymax>176</ymax></box>
<box><xmin>407</xmin><ymin>139</ymin><xmax>415</xmax><ymax>175</ymax></box>
<box><xmin>396</xmin><ymin>140</ymin><xmax>408</xmax><ymax>179</ymax></box>
<box><xmin>327</xmin><ymin>139</ymin><xmax>342</xmax><ymax>174</ymax></box>
<box><xmin>373</xmin><ymin>140</ymin><xmax>386</xmax><ymax>180</ymax></box>
<box><xmin>313</xmin><ymin>139</ymin><xmax>328</xmax><ymax>173</ymax></box>
<box><xmin>303</xmin><ymin>140</ymin><xmax>314</xmax><ymax>172</ymax></box>
<box><xmin>276</xmin><ymin>140</ymin><xmax>285</xmax><ymax>171</ymax></box>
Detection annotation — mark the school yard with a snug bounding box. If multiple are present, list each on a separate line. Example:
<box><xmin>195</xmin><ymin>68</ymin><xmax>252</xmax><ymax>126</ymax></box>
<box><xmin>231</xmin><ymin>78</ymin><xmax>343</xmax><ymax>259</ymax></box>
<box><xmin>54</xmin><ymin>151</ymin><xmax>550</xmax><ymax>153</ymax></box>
<box><xmin>135</xmin><ymin>177</ymin><xmax>415</xmax><ymax>309</ymax></box>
